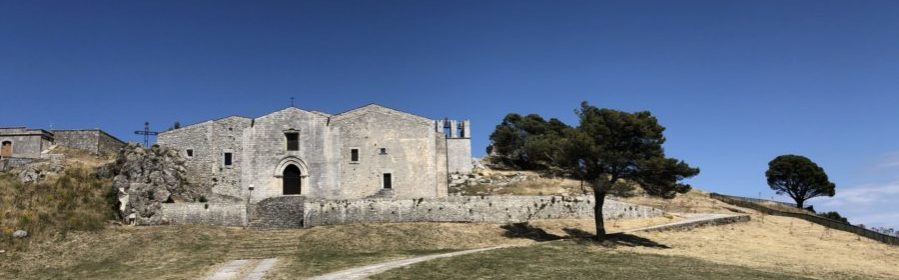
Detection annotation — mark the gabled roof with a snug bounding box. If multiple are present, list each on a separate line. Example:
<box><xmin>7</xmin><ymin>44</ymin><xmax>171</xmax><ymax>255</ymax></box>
<box><xmin>329</xmin><ymin>104</ymin><xmax>433</xmax><ymax>125</ymax></box>
<box><xmin>160</xmin><ymin>103</ymin><xmax>435</xmax><ymax>134</ymax></box>
<box><xmin>160</xmin><ymin>115</ymin><xmax>252</xmax><ymax>135</ymax></box>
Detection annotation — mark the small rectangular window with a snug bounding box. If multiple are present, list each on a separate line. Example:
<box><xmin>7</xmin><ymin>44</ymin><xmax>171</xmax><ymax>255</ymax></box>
<box><xmin>379</xmin><ymin>148</ymin><xmax>387</xmax><ymax>155</ymax></box>
<box><xmin>350</xmin><ymin>148</ymin><xmax>359</xmax><ymax>162</ymax></box>
<box><xmin>286</xmin><ymin>133</ymin><xmax>299</xmax><ymax>151</ymax></box>
<box><xmin>186</xmin><ymin>149</ymin><xmax>194</xmax><ymax>158</ymax></box>
<box><xmin>224</xmin><ymin>152</ymin><xmax>233</xmax><ymax>166</ymax></box>
<box><xmin>383</xmin><ymin>173</ymin><xmax>392</xmax><ymax>189</ymax></box>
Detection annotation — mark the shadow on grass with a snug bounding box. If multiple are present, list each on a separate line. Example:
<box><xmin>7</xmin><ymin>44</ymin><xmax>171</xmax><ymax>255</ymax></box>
<box><xmin>501</xmin><ymin>223</ymin><xmax>670</xmax><ymax>249</ymax></box>
<box><xmin>500</xmin><ymin>223</ymin><xmax>562</xmax><ymax>241</ymax></box>
<box><xmin>593</xmin><ymin>233</ymin><xmax>671</xmax><ymax>249</ymax></box>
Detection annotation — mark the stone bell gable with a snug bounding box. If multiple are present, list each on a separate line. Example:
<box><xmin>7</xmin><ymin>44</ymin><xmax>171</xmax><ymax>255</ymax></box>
<box><xmin>157</xmin><ymin>104</ymin><xmax>471</xmax><ymax>203</ymax></box>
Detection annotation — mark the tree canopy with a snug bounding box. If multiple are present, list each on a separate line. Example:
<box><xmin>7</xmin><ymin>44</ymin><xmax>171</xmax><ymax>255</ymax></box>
<box><xmin>488</xmin><ymin>113</ymin><xmax>569</xmax><ymax>169</ymax></box>
<box><xmin>765</xmin><ymin>155</ymin><xmax>836</xmax><ymax>209</ymax></box>
<box><xmin>489</xmin><ymin>102</ymin><xmax>700</xmax><ymax>240</ymax></box>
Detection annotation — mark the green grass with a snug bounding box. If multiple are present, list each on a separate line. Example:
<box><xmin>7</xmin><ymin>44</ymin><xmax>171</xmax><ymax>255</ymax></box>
<box><xmin>371</xmin><ymin>240</ymin><xmax>815</xmax><ymax>280</ymax></box>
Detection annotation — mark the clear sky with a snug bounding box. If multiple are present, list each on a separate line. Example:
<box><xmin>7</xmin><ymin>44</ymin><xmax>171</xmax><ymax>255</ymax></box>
<box><xmin>2</xmin><ymin>1</ymin><xmax>898</xmax><ymax>229</ymax></box>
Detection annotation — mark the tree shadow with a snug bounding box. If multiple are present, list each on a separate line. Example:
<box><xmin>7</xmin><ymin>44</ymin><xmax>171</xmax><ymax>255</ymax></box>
<box><xmin>500</xmin><ymin>223</ymin><xmax>563</xmax><ymax>241</ymax></box>
<box><xmin>500</xmin><ymin>223</ymin><xmax>670</xmax><ymax>249</ymax></box>
<box><xmin>564</xmin><ymin>230</ymin><xmax>670</xmax><ymax>249</ymax></box>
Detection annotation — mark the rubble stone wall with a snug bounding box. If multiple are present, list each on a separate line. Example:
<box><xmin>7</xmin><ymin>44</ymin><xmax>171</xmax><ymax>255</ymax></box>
<box><xmin>159</xmin><ymin>203</ymin><xmax>246</xmax><ymax>227</ymax></box>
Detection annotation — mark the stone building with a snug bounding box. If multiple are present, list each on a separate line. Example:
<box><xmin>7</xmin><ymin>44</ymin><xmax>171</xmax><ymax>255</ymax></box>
<box><xmin>0</xmin><ymin>127</ymin><xmax>125</xmax><ymax>159</ymax></box>
<box><xmin>0</xmin><ymin>127</ymin><xmax>53</xmax><ymax>159</ymax></box>
<box><xmin>156</xmin><ymin>104</ymin><xmax>472</xmax><ymax>202</ymax></box>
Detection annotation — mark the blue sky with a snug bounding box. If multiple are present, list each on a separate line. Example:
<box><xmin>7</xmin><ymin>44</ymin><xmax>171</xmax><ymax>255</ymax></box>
<box><xmin>2</xmin><ymin>1</ymin><xmax>898</xmax><ymax>229</ymax></box>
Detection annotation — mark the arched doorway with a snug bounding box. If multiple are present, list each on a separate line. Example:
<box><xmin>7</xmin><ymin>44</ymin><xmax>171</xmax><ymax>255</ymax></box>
<box><xmin>283</xmin><ymin>164</ymin><xmax>301</xmax><ymax>195</ymax></box>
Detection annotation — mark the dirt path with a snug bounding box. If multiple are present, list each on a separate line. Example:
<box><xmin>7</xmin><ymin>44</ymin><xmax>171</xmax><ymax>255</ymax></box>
<box><xmin>307</xmin><ymin>246</ymin><xmax>508</xmax><ymax>280</ymax></box>
<box><xmin>306</xmin><ymin>213</ymin><xmax>749</xmax><ymax>280</ymax></box>
<box><xmin>205</xmin><ymin>258</ymin><xmax>279</xmax><ymax>280</ymax></box>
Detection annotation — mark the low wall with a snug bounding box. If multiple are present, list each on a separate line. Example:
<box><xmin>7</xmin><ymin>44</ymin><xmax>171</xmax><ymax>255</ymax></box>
<box><xmin>0</xmin><ymin>157</ymin><xmax>43</xmax><ymax>171</ymax></box>
<box><xmin>300</xmin><ymin>195</ymin><xmax>662</xmax><ymax>228</ymax></box>
<box><xmin>711</xmin><ymin>193</ymin><xmax>798</xmax><ymax>208</ymax></box>
<box><xmin>710</xmin><ymin>193</ymin><xmax>899</xmax><ymax>246</ymax></box>
<box><xmin>159</xmin><ymin>203</ymin><xmax>247</xmax><ymax>227</ymax></box>
<box><xmin>154</xmin><ymin>195</ymin><xmax>664</xmax><ymax>229</ymax></box>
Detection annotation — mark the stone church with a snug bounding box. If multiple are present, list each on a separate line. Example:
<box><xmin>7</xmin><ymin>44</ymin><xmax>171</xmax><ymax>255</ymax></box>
<box><xmin>157</xmin><ymin>104</ymin><xmax>472</xmax><ymax>203</ymax></box>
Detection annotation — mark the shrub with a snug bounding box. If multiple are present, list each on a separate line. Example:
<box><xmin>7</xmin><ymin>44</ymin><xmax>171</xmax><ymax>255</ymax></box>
<box><xmin>817</xmin><ymin>211</ymin><xmax>849</xmax><ymax>224</ymax></box>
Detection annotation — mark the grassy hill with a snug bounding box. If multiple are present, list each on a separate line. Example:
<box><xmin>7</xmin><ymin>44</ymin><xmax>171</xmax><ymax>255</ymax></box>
<box><xmin>0</xmin><ymin>147</ymin><xmax>117</xmax><ymax>251</ymax></box>
<box><xmin>1</xmin><ymin>161</ymin><xmax>897</xmax><ymax>279</ymax></box>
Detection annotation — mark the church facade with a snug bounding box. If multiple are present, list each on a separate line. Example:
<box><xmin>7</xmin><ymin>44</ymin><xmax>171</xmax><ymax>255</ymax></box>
<box><xmin>157</xmin><ymin>104</ymin><xmax>472</xmax><ymax>202</ymax></box>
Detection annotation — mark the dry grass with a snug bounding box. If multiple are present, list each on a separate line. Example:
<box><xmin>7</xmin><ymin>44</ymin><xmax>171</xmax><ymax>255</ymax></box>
<box><xmin>372</xmin><ymin>241</ymin><xmax>814</xmax><ymax>280</ymax></box>
<box><xmin>454</xmin><ymin>172</ymin><xmax>586</xmax><ymax>196</ymax></box>
<box><xmin>0</xmin><ymin>217</ymin><xmax>681</xmax><ymax>279</ymax></box>
<box><xmin>47</xmin><ymin>145</ymin><xmax>116</xmax><ymax>167</ymax></box>
<box><xmin>0</xmin><ymin>165</ymin><xmax>117</xmax><ymax>249</ymax></box>
<box><xmin>615</xmin><ymin>189</ymin><xmax>743</xmax><ymax>214</ymax></box>
<box><xmin>0</xmin><ymin>226</ymin><xmax>240</xmax><ymax>279</ymax></box>
<box><xmin>621</xmin><ymin>214</ymin><xmax>899</xmax><ymax>279</ymax></box>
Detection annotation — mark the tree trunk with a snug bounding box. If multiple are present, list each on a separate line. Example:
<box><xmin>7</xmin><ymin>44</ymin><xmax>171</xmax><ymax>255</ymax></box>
<box><xmin>592</xmin><ymin>179</ymin><xmax>608</xmax><ymax>241</ymax></box>
<box><xmin>795</xmin><ymin>199</ymin><xmax>804</xmax><ymax>209</ymax></box>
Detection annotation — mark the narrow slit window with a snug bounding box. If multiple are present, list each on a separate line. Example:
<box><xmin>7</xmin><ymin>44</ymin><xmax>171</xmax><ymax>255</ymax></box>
<box><xmin>383</xmin><ymin>173</ymin><xmax>392</xmax><ymax>189</ymax></box>
<box><xmin>186</xmin><ymin>149</ymin><xmax>194</xmax><ymax>158</ymax></box>
<box><xmin>350</xmin><ymin>148</ymin><xmax>359</xmax><ymax>162</ymax></box>
<box><xmin>286</xmin><ymin>133</ymin><xmax>299</xmax><ymax>151</ymax></box>
<box><xmin>224</xmin><ymin>152</ymin><xmax>233</xmax><ymax>166</ymax></box>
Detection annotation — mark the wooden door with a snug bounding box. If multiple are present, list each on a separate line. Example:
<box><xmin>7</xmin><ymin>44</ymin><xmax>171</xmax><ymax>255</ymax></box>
<box><xmin>0</xmin><ymin>142</ymin><xmax>11</xmax><ymax>158</ymax></box>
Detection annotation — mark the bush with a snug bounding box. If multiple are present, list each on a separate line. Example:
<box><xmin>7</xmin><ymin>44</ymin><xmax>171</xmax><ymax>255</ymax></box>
<box><xmin>818</xmin><ymin>211</ymin><xmax>849</xmax><ymax>224</ymax></box>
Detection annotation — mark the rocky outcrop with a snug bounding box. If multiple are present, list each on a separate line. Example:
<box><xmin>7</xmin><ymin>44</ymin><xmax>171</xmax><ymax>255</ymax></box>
<box><xmin>14</xmin><ymin>160</ymin><xmax>64</xmax><ymax>184</ymax></box>
<box><xmin>110</xmin><ymin>143</ymin><xmax>207</xmax><ymax>225</ymax></box>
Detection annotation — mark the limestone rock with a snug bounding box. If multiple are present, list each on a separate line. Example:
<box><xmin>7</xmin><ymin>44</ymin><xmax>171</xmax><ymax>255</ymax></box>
<box><xmin>110</xmin><ymin>143</ymin><xmax>209</xmax><ymax>225</ymax></box>
<box><xmin>15</xmin><ymin>161</ymin><xmax>63</xmax><ymax>184</ymax></box>
<box><xmin>17</xmin><ymin>168</ymin><xmax>41</xmax><ymax>184</ymax></box>
<box><xmin>13</xmin><ymin>230</ymin><xmax>27</xmax><ymax>238</ymax></box>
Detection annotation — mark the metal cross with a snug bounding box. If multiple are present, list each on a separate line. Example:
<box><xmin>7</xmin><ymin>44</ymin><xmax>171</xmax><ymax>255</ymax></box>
<box><xmin>290</xmin><ymin>97</ymin><xmax>295</xmax><ymax>107</ymax></box>
<box><xmin>134</xmin><ymin>121</ymin><xmax>160</xmax><ymax>148</ymax></box>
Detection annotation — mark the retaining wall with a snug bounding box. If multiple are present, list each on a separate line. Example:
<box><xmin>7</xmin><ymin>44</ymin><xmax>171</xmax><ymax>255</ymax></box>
<box><xmin>159</xmin><ymin>203</ymin><xmax>246</xmax><ymax>227</ymax></box>
<box><xmin>154</xmin><ymin>195</ymin><xmax>664</xmax><ymax>229</ymax></box>
<box><xmin>710</xmin><ymin>193</ymin><xmax>899</xmax><ymax>246</ymax></box>
<box><xmin>300</xmin><ymin>195</ymin><xmax>661</xmax><ymax>228</ymax></box>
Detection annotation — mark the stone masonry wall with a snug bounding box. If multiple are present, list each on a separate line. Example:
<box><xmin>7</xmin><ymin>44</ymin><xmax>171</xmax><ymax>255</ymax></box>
<box><xmin>301</xmin><ymin>195</ymin><xmax>661</xmax><ymax>228</ymax></box>
<box><xmin>332</xmin><ymin>106</ymin><xmax>441</xmax><ymax>199</ymax></box>
<box><xmin>52</xmin><ymin>130</ymin><xmax>126</xmax><ymax>155</ymax></box>
<box><xmin>51</xmin><ymin>130</ymin><xmax>99</xmax><ymax>153</ymax></box>
<box><xmin>97</xmin><ymin>130</ymin><xmax>126</xmax><ymax>154</ymax></box>
<box><xmin>149</xmin><ymin>195</ymin><xmax>662</xmax><ymax>228</ymax></box>
<box><xmin>157</xmin><ymin>117</ymin><xmax>253</xmax><ymax>202</ymax></box>
<box><xmin>446</xmin><ymin>138</ymin><xmax>473</xmax><ymax>174</ymax></box>
<box><xmin>159</xmin><ymin>203</ymin><xmax>246</xmax><ymax>227</ymax></box>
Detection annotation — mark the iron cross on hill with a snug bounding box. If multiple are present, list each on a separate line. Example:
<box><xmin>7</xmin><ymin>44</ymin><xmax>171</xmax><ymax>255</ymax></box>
<box><xmin>134</xmin><ymin>122</ymin><xmax>160</xmax><ymax>148</ymax></box>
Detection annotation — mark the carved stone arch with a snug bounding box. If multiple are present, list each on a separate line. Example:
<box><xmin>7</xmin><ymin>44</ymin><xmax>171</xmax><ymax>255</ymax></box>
<box><xmin>274</xmin><ymin>156</ymin><xmax>309</xmax><ymax>195</ymax></box>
